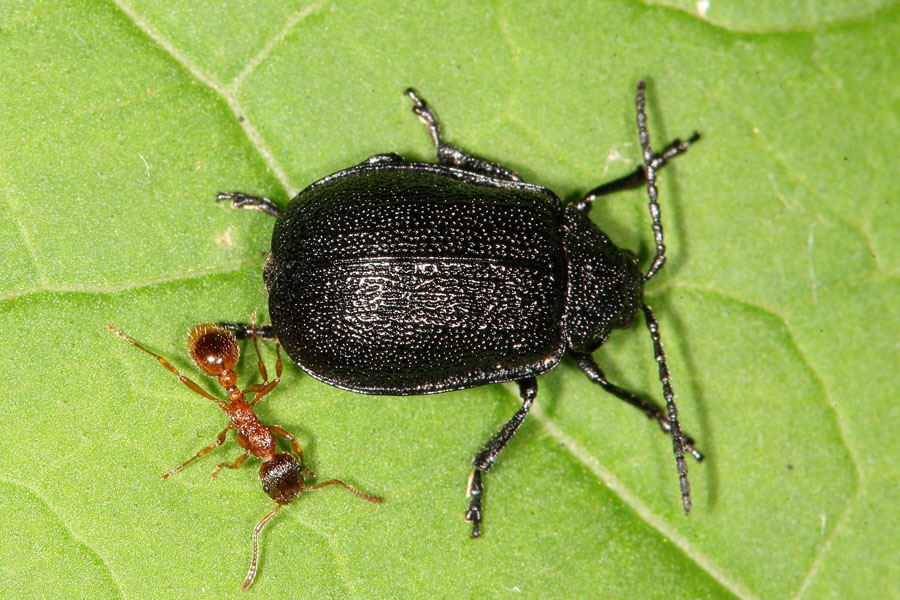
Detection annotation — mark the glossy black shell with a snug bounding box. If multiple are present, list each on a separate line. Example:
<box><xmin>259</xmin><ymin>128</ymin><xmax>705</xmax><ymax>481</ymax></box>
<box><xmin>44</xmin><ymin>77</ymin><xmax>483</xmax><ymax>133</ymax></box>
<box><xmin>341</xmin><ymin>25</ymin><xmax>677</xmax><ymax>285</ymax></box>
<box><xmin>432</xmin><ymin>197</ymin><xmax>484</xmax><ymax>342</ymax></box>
<box><xmin>264</xmin><ymin>156</ymin><xmax>642</xmax><ymax>395</ymax></box>
<box><xmin>265</xmin><ymin>157</ymin><xmax>567</xmax><ymax>394</ymax></box>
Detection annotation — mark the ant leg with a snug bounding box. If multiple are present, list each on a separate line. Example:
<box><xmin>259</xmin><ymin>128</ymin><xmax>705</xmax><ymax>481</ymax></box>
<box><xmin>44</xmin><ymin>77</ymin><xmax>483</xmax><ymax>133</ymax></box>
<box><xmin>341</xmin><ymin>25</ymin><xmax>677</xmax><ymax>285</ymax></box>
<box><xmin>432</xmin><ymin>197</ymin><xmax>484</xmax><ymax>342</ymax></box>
<box><xmin>303</xmin><ymin>479</ymin><xmax>384</xmax><ymax>503</ymax></box>
<box><xmin>250</xmin><ymin>316</ymin><xmax>269</xmax><ymax>384</ymax></box>
<box><xmin>219</xmin><ymin>322</ymin><xmax>276</xmax><ymax>340</ymax></box>
<box><xmin>466</xmin><ymin>377</ymin><xmax>537</xmax><ymax>538</ymax></box>
<box><xmin>162</xmin><ymin>425</ymin><xmax>232</xmax><ymax>479</ymax></box>
<box><xmin>211</xmin><ymin>451</ymin><xmax>250</xmax><ymax>478</ymax></box>
<box><xmin>107</xmin><ymin>324</ymin><xmax>228</xmax><ymax>410</ymax></box>
<box><xmin>216</xmin><ymin>192</ymin><xmax>281</xmax><ymax>218</ymax></box>
<box><xmin>569</xmin><ymin>352</ymin><xmax>703</xmax><ymax>462</ymax></box>
<box><xmin>268</xmin><ymin>425</ymin><xmax>316</xmax><ymax>477</ymax></box>
<box><xmin>405</xmin><ymin>88</ymin><xmax>521</xmax><ymax>181</ymax></box>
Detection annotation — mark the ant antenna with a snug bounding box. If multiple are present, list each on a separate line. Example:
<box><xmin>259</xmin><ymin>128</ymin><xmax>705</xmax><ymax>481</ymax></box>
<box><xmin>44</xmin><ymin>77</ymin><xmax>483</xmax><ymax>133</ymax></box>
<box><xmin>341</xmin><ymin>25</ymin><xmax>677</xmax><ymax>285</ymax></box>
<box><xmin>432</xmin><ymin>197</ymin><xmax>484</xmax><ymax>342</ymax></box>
<box><xmin>242</xmin><ymin>504</ymin><xmax>282</xmax><ymax>592</ymax></box>
<box><xmin>241</xmin><ymin>480</ymin><xmax>383</xmax><ymax>591</ymax></box>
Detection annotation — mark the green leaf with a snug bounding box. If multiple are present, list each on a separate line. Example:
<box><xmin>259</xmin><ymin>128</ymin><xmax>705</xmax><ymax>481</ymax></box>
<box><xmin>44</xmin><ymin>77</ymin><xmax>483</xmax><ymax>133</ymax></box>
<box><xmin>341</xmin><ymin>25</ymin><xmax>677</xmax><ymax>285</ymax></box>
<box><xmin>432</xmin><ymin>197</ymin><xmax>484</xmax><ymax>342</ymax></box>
<box><xmin>1</xmin><ymin>1</ymin><xmax>896</xmax><ymax>598</ymax></box>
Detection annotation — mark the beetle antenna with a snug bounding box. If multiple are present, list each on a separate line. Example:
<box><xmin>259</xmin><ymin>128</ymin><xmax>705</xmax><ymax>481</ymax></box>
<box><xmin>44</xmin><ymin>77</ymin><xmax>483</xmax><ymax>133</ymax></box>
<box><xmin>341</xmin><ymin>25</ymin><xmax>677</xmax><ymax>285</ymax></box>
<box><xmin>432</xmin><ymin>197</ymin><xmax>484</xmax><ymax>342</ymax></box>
<box><xmin>634</xmin><ymin>80</ymin><xmax>700</xmax><ymax>281</ymax></box>
<box><xmin>242</xmin><ymin>504</ymin><xmax>282</xmax><ymax>592</ymax></box>
<box><xmin>636</xmin><ymin>79</ymin><xmax>666</xmax><ymax>282</ymax></box>
<box><xmin>641</xmin><ymin>304</ymin><xmax>691</xmax><ymax>514</ymax></box>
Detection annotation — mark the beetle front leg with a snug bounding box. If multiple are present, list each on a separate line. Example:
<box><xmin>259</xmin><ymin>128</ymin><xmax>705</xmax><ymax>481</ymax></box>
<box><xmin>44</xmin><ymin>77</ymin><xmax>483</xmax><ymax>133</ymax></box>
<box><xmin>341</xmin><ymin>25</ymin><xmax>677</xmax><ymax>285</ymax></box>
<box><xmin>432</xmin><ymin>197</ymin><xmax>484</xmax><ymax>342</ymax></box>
<box><xmin>466</xmin><ymin>377</ymin><xmax>537</xmax><ymax>538</ymax></box>
<box><xmin>573</xmin><ymin>133</ymin><xmax>699</xmax><ymax>214</ymax></box>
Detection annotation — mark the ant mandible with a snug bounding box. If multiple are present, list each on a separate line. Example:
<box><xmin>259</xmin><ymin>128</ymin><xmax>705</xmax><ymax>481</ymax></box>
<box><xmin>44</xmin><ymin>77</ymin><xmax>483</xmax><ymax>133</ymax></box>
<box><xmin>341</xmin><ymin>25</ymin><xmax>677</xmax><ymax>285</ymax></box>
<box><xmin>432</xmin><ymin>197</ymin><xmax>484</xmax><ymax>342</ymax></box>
<box><xmin>107</xmin><ymin>320</ymin><xmax>383</xmax><ymax>591</ymax></box>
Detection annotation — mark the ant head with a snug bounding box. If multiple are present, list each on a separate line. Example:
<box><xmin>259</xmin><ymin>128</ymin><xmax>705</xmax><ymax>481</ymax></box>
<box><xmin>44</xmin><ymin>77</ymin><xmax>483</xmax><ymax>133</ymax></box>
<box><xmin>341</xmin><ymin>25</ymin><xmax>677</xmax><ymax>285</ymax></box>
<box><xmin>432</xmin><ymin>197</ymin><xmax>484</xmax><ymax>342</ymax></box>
<box><xmin>188</xmin><ymin>324</ymin><xmax>239</xmax><ymax>377</ymax></box>
<box><xmin>259</xmin><ymin>454</ymin><xmax>304</xmax><ymax>504</ymax></box>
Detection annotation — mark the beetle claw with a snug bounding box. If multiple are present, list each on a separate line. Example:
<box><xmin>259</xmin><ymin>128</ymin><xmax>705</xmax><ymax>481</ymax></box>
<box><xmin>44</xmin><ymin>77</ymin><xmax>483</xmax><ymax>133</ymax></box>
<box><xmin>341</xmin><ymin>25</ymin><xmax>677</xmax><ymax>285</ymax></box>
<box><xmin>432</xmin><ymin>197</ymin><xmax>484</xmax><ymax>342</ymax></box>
<box><xmin>465</xmin><ymin>469</ymin><xmax>483</xmax><ymax>538</ymax></box>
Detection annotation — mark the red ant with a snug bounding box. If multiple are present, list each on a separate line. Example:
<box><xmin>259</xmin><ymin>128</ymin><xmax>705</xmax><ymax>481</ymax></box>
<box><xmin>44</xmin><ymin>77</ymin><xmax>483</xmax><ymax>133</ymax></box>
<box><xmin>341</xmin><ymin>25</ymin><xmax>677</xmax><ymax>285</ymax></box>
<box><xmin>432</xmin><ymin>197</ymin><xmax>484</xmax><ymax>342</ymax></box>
<box><xmin>107</xmin><ymin>320</ymin><xmax>383</xmax><ymax>591</ymax></box>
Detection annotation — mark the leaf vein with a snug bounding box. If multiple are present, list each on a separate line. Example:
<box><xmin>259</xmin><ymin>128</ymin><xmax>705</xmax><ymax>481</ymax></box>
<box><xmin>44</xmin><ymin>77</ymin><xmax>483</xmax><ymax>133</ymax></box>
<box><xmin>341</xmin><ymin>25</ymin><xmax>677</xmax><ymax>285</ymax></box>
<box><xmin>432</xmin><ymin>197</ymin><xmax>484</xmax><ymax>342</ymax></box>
<box><xmin>3</xmin><ymin>191</ymin><xmax>47</xmax><ymax>287</ymax></box>
<box><xmin>531</xmin><ymin>403</ymin><xmax>759</xmax><ymax>600</ymax></box>
<box><xmin>108</xmin><ymin>0</ymin><xmax>297</xmax><ymax>195</ymax></box>
<box><xmin>1</xmin><ymin>259</ymin><xmax>260</xmax><ymax>301</ymax></box>
<box><xmin>227</xmin><ymin>2</ymin><xmax>326</xmax><ymax>95</ymax></box>
<box><xmin>665</xmin><ymin>283</ymin><xmax>864</xmax><ymax>599</ymax></box>
<box><xmin>0</xmin><ymin>477</ymin><xmax>126</xmax><ymax>599</ymax></box>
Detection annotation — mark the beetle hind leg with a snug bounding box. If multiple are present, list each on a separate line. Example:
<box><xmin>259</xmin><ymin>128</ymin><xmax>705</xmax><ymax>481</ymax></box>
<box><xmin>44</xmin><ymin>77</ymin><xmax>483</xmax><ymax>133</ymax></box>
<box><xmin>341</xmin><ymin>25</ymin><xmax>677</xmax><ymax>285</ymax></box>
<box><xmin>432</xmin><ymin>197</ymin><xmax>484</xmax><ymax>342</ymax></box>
<box><xmin>465</xmin><ymin>377</ymin><xmax>537</xmax><ymax>537</ymax></box>
<box><xmin>405</xmin><ymin>88</ymin><xmax>522</xmax><ymax>182</ymax></box>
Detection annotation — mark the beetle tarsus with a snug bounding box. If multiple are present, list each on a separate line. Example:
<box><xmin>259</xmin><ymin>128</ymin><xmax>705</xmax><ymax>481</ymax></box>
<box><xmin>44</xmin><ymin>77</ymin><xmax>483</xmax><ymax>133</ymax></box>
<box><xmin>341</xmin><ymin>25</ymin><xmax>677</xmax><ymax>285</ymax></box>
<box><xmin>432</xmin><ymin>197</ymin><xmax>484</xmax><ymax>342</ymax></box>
<box><xmin>465</xmin><ymin>469</ymin><xmax>484</xmax><ymax>538</ymax></box>
<box><xmin>405</xmin><ymin>87</ymin><xmax>442</xmax><ymax>151</ymax></box>
<box><xmin>216</xmin><ymin>192</ymin><xmax>282</xmax><ymax>219</ymax></box>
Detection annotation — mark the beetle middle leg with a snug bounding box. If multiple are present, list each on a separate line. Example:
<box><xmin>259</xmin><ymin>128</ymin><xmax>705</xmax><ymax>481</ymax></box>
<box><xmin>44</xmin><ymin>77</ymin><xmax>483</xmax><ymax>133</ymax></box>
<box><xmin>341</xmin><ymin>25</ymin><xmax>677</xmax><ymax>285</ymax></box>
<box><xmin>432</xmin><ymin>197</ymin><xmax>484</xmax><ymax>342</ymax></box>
<box><xmin>569</xmin><ymin>307</ymin><xmax>696</xmax><ymax>516</ymax></box>
<box><xmin>405</xmin><ymin>88</ymin><xmax>522</xmax><ymax>182</ymax></box>
<box><xmin>219</xmin><ymin>322</ymin><xmax>277</xmax><ymax>340</ymax></box>
<box><xmin>466</xmin><ymin>377</ymin><xmax>537</xmax><ymax>538</ymax></box>
<box><xmin>216</xmin><ymin>192</ymin><xmax>282</xmax><ymax>218</ymax></box>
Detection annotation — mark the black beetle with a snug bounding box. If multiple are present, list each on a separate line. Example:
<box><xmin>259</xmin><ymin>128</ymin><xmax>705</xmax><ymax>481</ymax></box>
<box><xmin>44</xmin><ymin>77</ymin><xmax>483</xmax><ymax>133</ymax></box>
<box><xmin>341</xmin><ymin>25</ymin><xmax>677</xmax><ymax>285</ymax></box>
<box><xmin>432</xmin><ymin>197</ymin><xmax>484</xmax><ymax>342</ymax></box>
<box><xmin>217</xmin><ymin>80</ymin><xmax>703</xmax><ymax>537</ymax></box>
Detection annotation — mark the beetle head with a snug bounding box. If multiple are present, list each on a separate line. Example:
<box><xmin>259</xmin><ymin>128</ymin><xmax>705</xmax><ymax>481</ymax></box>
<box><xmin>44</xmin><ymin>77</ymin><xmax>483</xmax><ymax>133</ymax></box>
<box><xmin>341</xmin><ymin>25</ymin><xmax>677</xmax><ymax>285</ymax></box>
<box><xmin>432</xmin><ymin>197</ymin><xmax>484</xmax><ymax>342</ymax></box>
<box><xmin>563</xmin><ymin>206</ymin><xmax>644</xmax><ymax>352</ymax></box>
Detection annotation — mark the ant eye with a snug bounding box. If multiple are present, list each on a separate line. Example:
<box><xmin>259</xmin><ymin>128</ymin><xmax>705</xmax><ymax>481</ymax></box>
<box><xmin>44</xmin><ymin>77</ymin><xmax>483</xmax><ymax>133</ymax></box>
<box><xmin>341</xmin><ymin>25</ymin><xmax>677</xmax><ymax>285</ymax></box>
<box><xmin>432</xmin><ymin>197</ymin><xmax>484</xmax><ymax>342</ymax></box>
<box><xmin>263</xmin><ymin>485</ymin><xmax>270</xmax><ymax>493</ymax></box>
